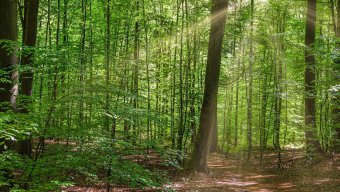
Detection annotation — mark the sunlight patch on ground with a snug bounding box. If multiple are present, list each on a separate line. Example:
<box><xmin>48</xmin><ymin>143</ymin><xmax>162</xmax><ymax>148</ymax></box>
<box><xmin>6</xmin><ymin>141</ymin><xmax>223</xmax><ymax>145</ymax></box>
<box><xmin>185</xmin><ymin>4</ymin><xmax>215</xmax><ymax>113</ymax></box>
<box><xmin>172</xmin><ymin>183</ymin><xmax>185</xmax><ymax>188</ymax></box>
<box><xmin>246</xmin><ymin>187</ymin><xmax>273</xmax><ymax>192</ymax></box>
<box><xmin>209</xmin><ymin>165</ymin><xmax>237</xmax><ymax>169</ymax></box>
<box><xmin>208</xmin><ymin>164</ymin><xmax>225</xmax><ymax>167</ymax></box>
<box><xmin>216</xmin><ymin>179</ymin><xmax>257</xmax><ymax>187</ymax></box>
<box><xmin>278</xmin><ymin>182</ymin><xmax>295</xmax><ymax>189</ymax></box>
<box><xmin>245</xmin><ymin>174</ymin><xmax>275</xmax><ymax>179</ymax></box>
<box><xmin>228</xmin><ymin>173</ymin><xmax>243</xmax><ymax>178</ymax></box>
<box><xmin>314</xmin><ymin>178</ymin><xmax>331</xmax><ymax>184</ymax></box>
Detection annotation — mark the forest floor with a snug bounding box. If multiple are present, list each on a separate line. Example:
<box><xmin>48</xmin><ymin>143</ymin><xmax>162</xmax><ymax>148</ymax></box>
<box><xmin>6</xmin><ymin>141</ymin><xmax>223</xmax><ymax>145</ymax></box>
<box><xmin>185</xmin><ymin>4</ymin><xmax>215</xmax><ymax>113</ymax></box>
<box><xmin>64</xmin><ymin>149</ymin><xmax>340</xmax><ymax>192</ymax></box>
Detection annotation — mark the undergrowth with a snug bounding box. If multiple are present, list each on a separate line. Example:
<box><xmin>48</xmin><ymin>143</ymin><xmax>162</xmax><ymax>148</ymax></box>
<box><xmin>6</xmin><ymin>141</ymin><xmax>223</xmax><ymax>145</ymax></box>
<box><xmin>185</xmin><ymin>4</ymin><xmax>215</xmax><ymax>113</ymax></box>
<box><xmin>0</xmin><ymin>140</ymin><xmax>175</xmax><ymax>191</ymax></box>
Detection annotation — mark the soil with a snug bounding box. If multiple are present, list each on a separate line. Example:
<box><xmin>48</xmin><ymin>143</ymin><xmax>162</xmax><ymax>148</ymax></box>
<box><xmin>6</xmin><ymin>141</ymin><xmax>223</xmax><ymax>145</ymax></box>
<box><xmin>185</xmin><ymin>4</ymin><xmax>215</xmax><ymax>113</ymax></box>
<box><xmin>64</xmin><ymin>149</ymin><xmax>340</xmax><ymax>192</ymax></box>
<box><xmin>166</xmin><ymin>150</ymin><xmax>340</xmax><ymax>192</ymax></box>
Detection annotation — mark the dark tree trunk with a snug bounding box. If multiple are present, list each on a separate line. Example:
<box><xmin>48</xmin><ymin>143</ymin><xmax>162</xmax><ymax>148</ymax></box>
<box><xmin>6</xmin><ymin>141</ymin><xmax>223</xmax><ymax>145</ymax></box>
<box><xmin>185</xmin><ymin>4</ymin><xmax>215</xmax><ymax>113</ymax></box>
<box><xmin>331</xmin><ymin>0</ymin><xmax>340</xmax><ymax>151</ymax></box>
<box><xmin>304</xmin><ymin>0</ymin><xmax>322</xmax><ymax>153</ymax></box>
<box><xmin>210</xmin><ymin>100</ymin><xmax>219</xmax><ymax>153</ymax></box>
<box><xmin>186</xmin><ymin>0</ymin><xmax>228</xmax><ymax>173</ymax></box>
<box><xmin>332</xmin><ymin>0</ymin><xmax>340</xmax><ymax>152</ymax></box>
<box><xmin>0</xmin><ymin>0</ymin><xmax>18</xmax><ymax>153</ymax></box>
<box><xmin>19</xmin><ymin>0</ymin><xmax>39</xmax><ymax>157</ymax></box>
<box><xmin>0</xmin><ymin>0</ymin><xmax>18</xmax><ymax>111</ymax></box>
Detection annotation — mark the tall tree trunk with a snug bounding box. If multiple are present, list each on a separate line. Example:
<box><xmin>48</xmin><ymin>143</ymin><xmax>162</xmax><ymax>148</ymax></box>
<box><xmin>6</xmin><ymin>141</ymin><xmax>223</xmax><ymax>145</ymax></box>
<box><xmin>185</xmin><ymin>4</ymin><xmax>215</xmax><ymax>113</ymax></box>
<box><xmin>78</xmin><ymin>0</ymin><xmax>86</xmax><ymax>133</ymax></box>
<box><xmin>304</xmin><ymin>0</ymin><xmax>322</xmax><ymax>153</ymax></box>
<box><xmin>234</xmin><ymin>39</ymin><xmax>241</xmax><ymax>147</ymax></box>
<box><xmin>142</xmin><ymin>0</ymin><xmax>151</xmax><ymax>153</ymax></box>
<box><xmin>186</xmin><ymin>0</ymin><xmax>228</xmax><ymax>173</ymax></box>
<box><xmin>190</xmin><ymin>30</ymin><xmax>198</xmax><ymax>145</ymax></box>
<box><xmin>273</xmin><ymin>8</ymin><xmax>286</xmax><ymax>167</ymax></box>
<box><xmin>0</xmin><ymin>0</ymin><xmax>18</xmax><ymax>152</ymax></box>
<box><xmin>19</xmin><ymin>0</ymin><xmax>39</xmax><ymax>157</ymax></box>
<box><xmin>177</xmin><ymin>0</ymin><xmax>185</xmax><ymax>154</ymax></box>
<box><xmin>247</xmin><ymin>0</ymin><xmax>254</xmax><ymax>161</ymax></box>
<box><xmin>222</xmin><ymin>87</ymin><xmax>228</xmax><ymax>152</ymax></box>
<box><xmin>259</xmin><ymin>60</ymin><xmax>268</xmax><ymax>164</ymax></box>
<box><xmin>210</xmin><ymin>99</ymin><xmax>219</xmax><ymax>153</ymax></box>
<box><xmin>332</xmin><ymin>0</ymin><xmax>340</xmax><ymax>152</ymax></box>
<box><xmin>105</xmin><ymin>0</ymin><xmax>111</xmax><ymax>131</ymax></box>
<box><xmin>133</xmin><ymin>0</ymin><xmax>140</xmax><ymax>144</ymax></box>
<box><xmin>0</xmin><ymin>0</ymin><xmax>18</xmax><ymax>111</ymax></box>
<box><xmin>171</xmin><ymin>0</ymin><xmax>180</xmax><ymax>149</ymax></box>
<box><xmin>88</xmin><ymin>0</ymin><xmax>93</xmax><ymax>125</ymax></box>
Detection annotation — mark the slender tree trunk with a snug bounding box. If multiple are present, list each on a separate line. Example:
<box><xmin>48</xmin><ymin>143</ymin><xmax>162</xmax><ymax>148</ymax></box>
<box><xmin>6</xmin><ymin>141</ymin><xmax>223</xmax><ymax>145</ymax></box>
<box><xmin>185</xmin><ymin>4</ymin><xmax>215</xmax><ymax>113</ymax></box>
<box><xmin>274</xmin><ymin>9</ymin><xmax>286</xmax><ymax>167</ymax></box>
<box><xmin>186</xmin><ymin>0</ymin><xmax>228</xmax><ymax>173</ymax></box>
<box><xmin>234</xmin><ymin>40</ymin><xmax>241</xmax><ymax>147</ymax></box>
<box><xmin>274</xmin><ymin>47</ymin><xmax>283</xmax><ymax>168</ymax></box>
<box><xmin>247</xmin><ymin>0</ymin><xmax>254</xmax><ymax>161</ymax></box>
<box><xmin>177</xmin><ymin>0</ymin><xmax>185</xmax><ymax>154</ymax></box>
<box><xmin>78</xmin><ymin>0</ymin><xmax>86</xmax><ymax>134</ymax></box>
<box><xmin>171</xmin><ymin>0</ymin><xmax>180</xmax><ymax>149</ymax></box>
<box><xmin>105</xmin><ymin>2</ymin><xmax>112</xmax><ymax>191</ymax></box>
<box><xmin>133</xmin><ymin>0</ymin><xmax>140</xmax><ymax>144</ymax></box>
<box><xmin>88</xmin><ymin>0</ymin><xmax>93</xmax><ymax>125</ymax></box>
<box><xmin>190</xmin><ymin>30</ymin><xmax>198</xmax><ymax>145</ymax></box>
<box><xmin>62</xmin><ymin>0</ymin><xmax>69</xmax><ymax>144</ymax></box>
<box><xmin>182</xmin><ymin>0</ymin><xmax>192</xmax><ymax>152</ymax></box>
<box><xmin>105</xmin><ymin>0</ymin><xmax>111</xmax><ymax>132</ymax></box>
<box><xmin>260</xmin><ymin>64</ymin><xmax>268</xmax><ymax>164</ymax></box>
<box><xmin>142</xmin><ymin>0</ymin><xmax>151</xmax><ymax>152</ymax></box>
<box><xmin>222</xmin><ymin>87</ymin><xmax>227</xmax><ymax>152</ymax></box>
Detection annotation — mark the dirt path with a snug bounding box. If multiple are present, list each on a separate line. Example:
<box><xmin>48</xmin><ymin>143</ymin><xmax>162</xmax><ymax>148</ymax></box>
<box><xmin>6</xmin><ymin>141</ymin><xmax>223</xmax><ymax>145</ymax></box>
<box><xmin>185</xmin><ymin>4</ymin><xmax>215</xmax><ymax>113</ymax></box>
<box><xmin>166</xmin><ymin>152</ymin><xmax>340</xmax><ymax>192</ymax></box>
<box><xmin>64</xmin><ymin>151</ymin><xmax>339</xmax><ymax>191</ymax></box>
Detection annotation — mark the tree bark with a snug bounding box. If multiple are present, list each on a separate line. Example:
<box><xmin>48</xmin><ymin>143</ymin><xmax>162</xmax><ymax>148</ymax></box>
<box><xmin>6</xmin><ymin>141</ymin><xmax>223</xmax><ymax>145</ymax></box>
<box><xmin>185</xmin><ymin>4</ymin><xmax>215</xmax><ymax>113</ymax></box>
<box><xmin>210</xmin><ymin>100</ymin><xmax>219</xmax><ymax>153</ymax></box>
<box><xmin>247</xmin><ymin>0</ymin><xmax>254</xmax><ymax>161</ymax></box>
<box><xmin>105</xmin><ymin>0</ymin><xmax>111</xmax><ymax>131</ymax></box>
<box><xmin>0</xmin><ymin>0</ymin><xmax>18</xmax><ymax>153</ymax></box>
<box><xmin>132</xmin><ymin>0</ymin><xmax>140</xmax><ymax>144</ymax></box>
<box><xmin>304</xmin><ymin>0</ymin><xmax>322</xmax><ymax>153</ymax></box>
<box><xmin>186</xmin><ymin>0</ymin><xmax>228</xmax><ymax>173</ymax></box>
<box><xmin>332</xmin><ymin>0</ymin><xmax>340</xmax><ymax>152</ymax></box>
<box><xmin>18</xmin><ymin>0</ymin><xmax>39</xmax><ymax>157</ymax></box>
<box><xmin>0</xmin><ymin>0</ymin><xmax>18</xmax><ymax>112</ymax></box>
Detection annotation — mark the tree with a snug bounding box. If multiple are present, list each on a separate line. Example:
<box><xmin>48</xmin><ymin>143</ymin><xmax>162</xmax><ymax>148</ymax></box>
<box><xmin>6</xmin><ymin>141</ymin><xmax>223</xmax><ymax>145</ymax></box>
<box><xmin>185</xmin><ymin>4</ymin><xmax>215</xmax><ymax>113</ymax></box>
<box><xmin>246</xmin><ymin>0</ymin><xmax>254</xmax><ymax>161</ymax></box>
<box><xmin>332</xmin><ymin>0</ymin><xmax>340</xmax><ymax>152</ymax></box>
<box><xmin>186</xmin><ymin>0</ymin><xmax>228</xmax><ymax>173</ymax></box>
<box><xmin>0</xmin><ymin>0</ymin><xmax>18</xmax><ymax>111</ymax></box>
<box><xmin>304</xmin><ymin>0</ymin><xmax>322</xmax><ymax>153</ymax></box>
<box><xmin>0</xmin><ymin>0</ymin><xmax>18</xmax><ymax>152</ymax></box>
<box><xmin>19</xmin><ymin>0</ymin><xmax>40</xmax><ymax>157</ymax></box>
<box><xmin>210</xmin><ymin>100</ymin><xmax>219</xmax><ymax>153</ymax></box>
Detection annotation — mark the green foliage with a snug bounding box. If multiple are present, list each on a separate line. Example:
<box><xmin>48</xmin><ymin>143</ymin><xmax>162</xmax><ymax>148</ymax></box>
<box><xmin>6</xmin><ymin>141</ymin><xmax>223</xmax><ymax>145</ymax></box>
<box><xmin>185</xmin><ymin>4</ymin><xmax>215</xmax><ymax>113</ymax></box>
<box><xmin>110</xmin><ymin>157</ymin><xmax>166</xmax><ymax>188</ymax></box>
<box><xmin>0</xmin><ymin>0</ymin><xmax>337</xmax><ymax>190</ymax></box>
<box><xmin>156</xmin><ymin>148</ymin><xmax>185</xmax><ymax>170</ymax></box>
<box><xmin>0</xmin><ymin>151</ymin><xmax>24</xmax><ymax>188</ymax></box>
<box><xmin>0</xmin><ymin>111</ymin><xmax>38</xmax><ymax>144</ymax></box>
<box><xmin>0</xmin><ymin>141</ymin><xmax>169</xmax><ymax>191</ymax></box>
